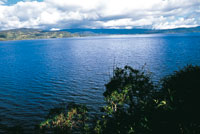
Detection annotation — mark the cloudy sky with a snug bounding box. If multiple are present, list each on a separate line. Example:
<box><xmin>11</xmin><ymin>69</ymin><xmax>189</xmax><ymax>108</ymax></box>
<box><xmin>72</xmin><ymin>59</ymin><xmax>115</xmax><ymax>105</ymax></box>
<box><xmin>0</xmin><ymin>0</ymin><xmax>200</xmax><ymax>30</ymax></box>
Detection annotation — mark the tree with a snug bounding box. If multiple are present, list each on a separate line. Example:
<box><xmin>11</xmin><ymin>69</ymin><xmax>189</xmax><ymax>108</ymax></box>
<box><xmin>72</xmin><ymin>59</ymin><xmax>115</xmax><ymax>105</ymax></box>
<box><xmin>93</xmin><ymin>65</ymin><xmax>200</xmax><ymax>134</ymax></box>
<box><xmin>157</xmin><ymin>65</ymin><xmax>200</xmax><ymax>134</ymax></box>
<box><xmin>94</xmin><ymin>65</ymin><xmax>155</xmax><ymax>134</ymax></box>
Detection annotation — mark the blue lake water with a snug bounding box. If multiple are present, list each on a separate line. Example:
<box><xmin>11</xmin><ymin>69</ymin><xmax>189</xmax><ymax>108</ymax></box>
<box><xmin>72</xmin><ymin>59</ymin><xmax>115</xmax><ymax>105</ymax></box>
<box><xmin>0</xmin><ymin>34</ymin><xmax>200</xmax><ymax>130</ymax></box>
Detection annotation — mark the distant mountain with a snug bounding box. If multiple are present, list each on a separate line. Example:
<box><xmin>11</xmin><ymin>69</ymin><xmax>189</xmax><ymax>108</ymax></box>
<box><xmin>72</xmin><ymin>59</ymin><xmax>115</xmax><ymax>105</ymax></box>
<box><xmin>0</xmin><ymin>26</ymin><xmax>200</xmax><ymax>41</ymax></box>
<box><xmin>157</xmin><ymin>26</ymin><xmax>200</xmax><ymax>34</ymax></box>
<box><xmin>60</xmin><ymin>29</ymin><xmax>150</xmax><ymax>34</ymax></box>
<box><xmin>61</xmin><ymin>26</ymin><xmax>200</xmax><ymax>34</ymax></box>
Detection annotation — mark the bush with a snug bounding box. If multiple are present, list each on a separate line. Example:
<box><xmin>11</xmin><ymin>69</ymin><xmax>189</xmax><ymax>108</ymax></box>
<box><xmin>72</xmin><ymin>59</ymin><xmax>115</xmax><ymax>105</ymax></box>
<box><xmin>156</xmin><ymin>65</ymin><xmax>200</xmax><ymax>134</ymax></box>
<box><xmin>94</xmin><ymin>65</ymin><xmax>155</xmax><ymax>134</ymax></box>
<box><xmin>93</xmin><ymin>65</ymin><xmax>200</xmax><ymax>134</ymax></box>
<box><xmin>39</xmin><ymin>103</ymin><xmax>89</xmax><ymax>134</ymax></box>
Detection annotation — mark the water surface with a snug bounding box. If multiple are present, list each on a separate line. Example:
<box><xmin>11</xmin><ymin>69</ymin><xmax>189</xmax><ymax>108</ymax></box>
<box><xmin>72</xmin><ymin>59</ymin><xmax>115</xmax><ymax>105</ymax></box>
<box><xmin>0</xmin><ymin>33</ymin><xmax>200</xmax><ymax>130</ymax></box>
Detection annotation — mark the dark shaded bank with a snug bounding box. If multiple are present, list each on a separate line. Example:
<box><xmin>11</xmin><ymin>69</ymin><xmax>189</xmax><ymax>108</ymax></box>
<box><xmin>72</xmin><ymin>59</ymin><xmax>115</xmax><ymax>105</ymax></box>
<box><xmin>1</xmin><ymin>65</ymin><xmax>200</xmax><ymax>134</ymax></box>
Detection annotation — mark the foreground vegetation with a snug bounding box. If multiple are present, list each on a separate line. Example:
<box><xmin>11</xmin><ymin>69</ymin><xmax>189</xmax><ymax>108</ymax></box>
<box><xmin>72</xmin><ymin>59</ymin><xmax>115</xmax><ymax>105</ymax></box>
<box><xmin>37</xmin><ymin>65</ymin><xmax>200</xmax><ymax>134</ymax></box>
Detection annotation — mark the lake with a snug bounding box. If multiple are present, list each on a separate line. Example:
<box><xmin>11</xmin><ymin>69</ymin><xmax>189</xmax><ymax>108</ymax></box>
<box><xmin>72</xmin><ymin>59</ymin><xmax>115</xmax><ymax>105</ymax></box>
<box><xmin>0</xmin><ymin>34</ymin><xmax>200</xmax><ymax>131</ymax></box>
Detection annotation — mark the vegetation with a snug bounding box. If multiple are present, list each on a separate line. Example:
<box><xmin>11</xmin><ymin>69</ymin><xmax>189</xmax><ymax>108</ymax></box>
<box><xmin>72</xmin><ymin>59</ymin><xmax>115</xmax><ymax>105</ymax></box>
<box><xmin>157</xmin><ymin>65</ymin><xmax>200</xmax><ymax>134</ymax></box>
<box><xmin>93</xmin><ymin>66</ymin><xmax>155</xmax><ymax>134</ymax></box>
<box><xmin>0</xmin><ymin>28</ymin><xmax>80</xmax><ymax>41</ymax></box>
<box><xmin>39</xmin><ymin>103</ymin><xmax>89</xmax><ymax>134</ymax></box>
<box><xmin>37</xmin><ymin>65</ymin><xmax>200</xmax><ymax>134</ymax></box>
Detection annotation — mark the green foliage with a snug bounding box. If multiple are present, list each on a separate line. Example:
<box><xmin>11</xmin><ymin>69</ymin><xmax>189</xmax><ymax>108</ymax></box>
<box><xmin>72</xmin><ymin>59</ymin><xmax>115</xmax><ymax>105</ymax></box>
<box><xmin>155</xmin><ymin>65</ymin><xmax>200</xmax><ymax>134</ymax></box>
<box><xmin>93</xmin><ymin>65</ymin><xmax>200</xmax><ymax>134</ymax></box>
<box><xmin>95</xmin><ymin>65</ymin><xmax>155</xmax><ymax>134</ymax></box>
<box><xmin>39</xmin><ymin>103</ymin><xmax>89</xmax><ymax>134</ymax></box>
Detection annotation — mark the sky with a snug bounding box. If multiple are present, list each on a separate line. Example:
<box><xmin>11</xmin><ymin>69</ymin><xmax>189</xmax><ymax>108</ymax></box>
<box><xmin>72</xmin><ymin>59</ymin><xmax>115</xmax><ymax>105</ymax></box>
<box><xmin>0</xmin><ymin>0</ymin><xmax>200</xmax><ymax>30</ymax></box>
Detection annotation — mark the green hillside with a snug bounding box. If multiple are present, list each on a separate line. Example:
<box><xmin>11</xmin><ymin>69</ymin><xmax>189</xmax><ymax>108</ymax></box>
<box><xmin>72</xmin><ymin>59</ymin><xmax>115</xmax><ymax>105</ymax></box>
<box><xmin>0</xmin><ymin>28</ymin><xmax>80</xmax><ymax>41</ymax></box>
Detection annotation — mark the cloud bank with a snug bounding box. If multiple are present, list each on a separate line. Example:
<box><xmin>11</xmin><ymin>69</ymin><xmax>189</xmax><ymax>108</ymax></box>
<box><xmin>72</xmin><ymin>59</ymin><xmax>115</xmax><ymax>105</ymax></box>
<box><xmin>0</xmin><ymin>0</ymin><xmax>200</xmax><ymax>30</ymax></box>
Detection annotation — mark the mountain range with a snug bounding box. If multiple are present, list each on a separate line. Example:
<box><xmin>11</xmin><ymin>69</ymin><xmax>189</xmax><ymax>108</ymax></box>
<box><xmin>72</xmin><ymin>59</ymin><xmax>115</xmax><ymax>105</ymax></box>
<box><xmin>0</xmin><ymin>26</ymin><xmax>200</xmax><ymax>41</ymax></box>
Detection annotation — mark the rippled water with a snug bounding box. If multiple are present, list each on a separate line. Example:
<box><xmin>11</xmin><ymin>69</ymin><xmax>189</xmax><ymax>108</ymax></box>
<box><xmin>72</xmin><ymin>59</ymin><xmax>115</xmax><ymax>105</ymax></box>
<box><xmin>0</xmin><ymin>34</ymin><xmax>200</xmax><ymax>131</ymax></box>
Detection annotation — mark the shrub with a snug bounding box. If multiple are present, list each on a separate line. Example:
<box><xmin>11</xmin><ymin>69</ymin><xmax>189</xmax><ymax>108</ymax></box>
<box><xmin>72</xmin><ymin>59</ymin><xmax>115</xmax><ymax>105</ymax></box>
<box><xmin>93</xmin><ymin>65</ymin><xmax>200</xmax><ymax>134</ymax></box>
<box><xmin>94</xmin><ymin>65</ymin><xmax>155</xmax><ymax>134</ymax></box>
<box><xmin>157</xmin><ymin>65</ymin><xmax>200</xmax><ymax>134</ymax></box>
<box><xmin>39</xmin><ymin>103</ymin><xmax>89</xmax><ymax>134</ymax></box>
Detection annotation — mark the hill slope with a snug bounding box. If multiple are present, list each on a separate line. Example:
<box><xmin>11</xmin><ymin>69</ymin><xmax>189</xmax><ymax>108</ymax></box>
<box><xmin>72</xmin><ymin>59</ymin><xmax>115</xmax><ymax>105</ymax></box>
<box><xmin>0</xmin><ymin>28</ymin><xmax>80</xmax><ymax>41</ymax></box>
<box><xmin>0</xmin><ymin>26</ymin><xmax>200</xmax><ymax>41</ymax></box>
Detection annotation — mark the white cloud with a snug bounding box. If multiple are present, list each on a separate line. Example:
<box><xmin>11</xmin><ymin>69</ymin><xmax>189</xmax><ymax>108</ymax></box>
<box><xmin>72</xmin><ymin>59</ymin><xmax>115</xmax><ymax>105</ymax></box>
<box><xmin>0</xmin><ymin>0</ymin><xmax>200</xmax><ymax>30</ymax></box>
<box><xmin>50</xmin><ymin>28</ymin><xmax>60</xmax><ymax>31</ymax></box>
<box><xmin>101</xmin><ymin>18</ymin><xmax>153</xmax><ymax>28</ymax></box>
<box><xmin>0</xmin><ymin>0</ymin><xmax>7</xmax><ymax>5</ymax></box>
<box><xmin>153</xmin><ymin>18</ymin><xmax>198</xmax><ymax>29</ymax></box>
